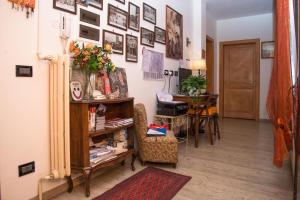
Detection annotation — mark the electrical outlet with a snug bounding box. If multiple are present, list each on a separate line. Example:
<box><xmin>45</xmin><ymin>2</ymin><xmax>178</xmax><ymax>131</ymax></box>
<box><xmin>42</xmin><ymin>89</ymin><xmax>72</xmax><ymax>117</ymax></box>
<box><xmin>18</xmin><ymin>161</ymin><xmax>35</xmax><ymax>177</ymax></box>
<box><xmin>164</xmin><ymin>70</ymin><xmax>169</xmax><ymax>76</ymax></box>
<box><xmin>174</xmin><ymin>71</ymin><xmax>179</xmax><ymax>76</ymax></box>
<box><xmin>169</xmin><ymin>70</ymin><xmax>174</xmax><ymax>76</ymax></box>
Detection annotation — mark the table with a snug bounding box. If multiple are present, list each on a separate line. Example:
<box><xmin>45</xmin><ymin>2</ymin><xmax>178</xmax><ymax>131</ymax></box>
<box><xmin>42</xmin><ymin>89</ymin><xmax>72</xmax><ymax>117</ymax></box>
<box><xmin>153</xmin><ymin>114</ymin><xmax>189</xmax><ymax>146</ymax></box>
<box><xmin>173</xmin><ymin>94</ymin><xmax>218</xmax><ymax>148</ymax></box>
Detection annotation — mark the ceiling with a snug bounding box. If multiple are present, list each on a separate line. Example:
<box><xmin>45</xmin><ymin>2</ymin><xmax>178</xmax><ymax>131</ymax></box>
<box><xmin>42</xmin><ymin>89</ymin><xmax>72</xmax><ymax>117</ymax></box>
<box><xmin>206</xmin><ymin>0</ymin><xmax>274</xmax><ymax>20</ymax></box>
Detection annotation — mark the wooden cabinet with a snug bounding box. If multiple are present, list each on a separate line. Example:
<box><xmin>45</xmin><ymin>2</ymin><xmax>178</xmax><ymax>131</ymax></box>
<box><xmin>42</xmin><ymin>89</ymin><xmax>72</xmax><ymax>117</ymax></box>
<box><xmin>70</xmin><ymin>98</ymin><xmax>136</xmax><ymax>197</ymax></box>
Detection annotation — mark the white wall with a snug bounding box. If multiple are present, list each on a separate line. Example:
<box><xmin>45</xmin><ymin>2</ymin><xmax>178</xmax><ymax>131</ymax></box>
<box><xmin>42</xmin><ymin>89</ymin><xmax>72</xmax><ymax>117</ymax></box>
<box><xmin>0</xmin><ymin>0</ymin><xmax>196</xmax><ymax>199</ymax></box>
<box><xmin>216</xmin><ymin>13</ymin><xmax>274</xmax><ymax>119</ymax></box>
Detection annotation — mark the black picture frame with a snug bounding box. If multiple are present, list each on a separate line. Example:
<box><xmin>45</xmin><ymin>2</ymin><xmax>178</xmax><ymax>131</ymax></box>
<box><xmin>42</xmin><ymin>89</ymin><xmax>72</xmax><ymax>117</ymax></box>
<box><xmin>261</xmin><ymin>41</ymin><xmax>274</xmax><ymax>59</ymax></box>
<box><xmin>80</xmin><ymin>8</ymin><xmax>100</xmax><ymax>27</ymax></box>
<box><xmin>126</xmin><ymin>34</ymin><xmax>138</xmax><ymax>63</ymax></box>
<box><xmin>154</xmin><ymin>26</ymin><xmax>166</xmax><ymax>44</ymax></box>
<box><xmin>89</xmin><ymin>0</ymin><xmax>103</xmax><ymax>10</ymax></box>
<box><xmin>103</xmin><ymin>29</ymin><xmax>124</xmax><ymax>55</ymax></box>
<box><xmin>115</xmin><ymin>0</ymin><xmax>125</xmax><ymax>4</ymax></box>
<box><xmin>128</xmin><ymin>2</ymin><xmax>140</xmax><ymax>32</ymax></box>
<box><xmin>166</xmin><ymin>5</ymin><xmax>183</xmax><ymax>60</ymax></box>
<box><xmin>140</xmin><ymin>27</ymin><xmax>155</xmax><ymax>48</ymax></box>
<box><xmin>108</xmin><ymin>4</ymin><xmax>128</xmax><ymax>31</ymax></box>
<box><xmin>53</xmin><ymin>0</ymin><xmax>77</xmax><ymax>15</ymax></box>
<box><xmin>143</xmin><ymin>3</ymin><xmax>156</xmax><ymax>25</ymax></box>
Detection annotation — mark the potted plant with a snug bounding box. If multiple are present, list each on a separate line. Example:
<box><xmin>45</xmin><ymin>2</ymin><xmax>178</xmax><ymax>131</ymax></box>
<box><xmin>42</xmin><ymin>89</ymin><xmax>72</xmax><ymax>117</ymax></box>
<box><xmin>181</xmin><ymin>75</ymin><xmax>207</xmax><ymax>97</ymax></box>
<box><xmin>69</xmin><ymin>41</ymin><xmax>116</xmax><ymax>99</ymax></box>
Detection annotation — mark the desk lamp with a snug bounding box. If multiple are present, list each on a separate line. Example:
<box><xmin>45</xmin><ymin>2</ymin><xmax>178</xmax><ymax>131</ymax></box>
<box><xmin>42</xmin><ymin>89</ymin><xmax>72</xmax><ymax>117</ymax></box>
<box><xmin>192</xmin><ymin>59</ymin><xmax>206</xmax><ymax>76</ymax></box>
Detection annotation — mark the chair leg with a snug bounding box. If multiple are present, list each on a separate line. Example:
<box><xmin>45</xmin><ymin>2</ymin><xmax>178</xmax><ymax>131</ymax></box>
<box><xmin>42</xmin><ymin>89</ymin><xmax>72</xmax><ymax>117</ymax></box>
<box><xmin>213</xmin><ymin>117</ymin><xmax>217</xmax><ymax>136</ymax></box>
<box><xmin>206</xmin><ymin>118</ymin><xmax>214</xmax><ymax>145</ymax></box>
<box><xmin>216</xmin><ymin>117</ymin><xmax>221</xmax><ymax>140</ymax></box>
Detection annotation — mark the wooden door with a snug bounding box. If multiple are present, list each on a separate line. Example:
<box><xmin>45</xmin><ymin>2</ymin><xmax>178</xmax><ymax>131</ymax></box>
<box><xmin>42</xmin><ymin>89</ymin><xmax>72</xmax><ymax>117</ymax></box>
<box><xmin>206</xmin><ymin>36</ymin><xmax>214</xmax><ymax>93</ymax></box>
<box><xmin>220</xmin><ymin>39</ymin><xmax>260</xmax><ymax>120</ymax></box>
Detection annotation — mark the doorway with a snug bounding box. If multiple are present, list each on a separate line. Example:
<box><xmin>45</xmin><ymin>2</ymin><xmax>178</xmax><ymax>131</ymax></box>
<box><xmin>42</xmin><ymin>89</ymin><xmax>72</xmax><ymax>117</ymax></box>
<box><xmin>219</xmin><ymin>39</ymin><xmax>260</xmax><ymax>120</ymax></box>
<box><xmin>206</xmin><ymin>36</ymin><xmax>214</xmax><ymax>93</ymax></box>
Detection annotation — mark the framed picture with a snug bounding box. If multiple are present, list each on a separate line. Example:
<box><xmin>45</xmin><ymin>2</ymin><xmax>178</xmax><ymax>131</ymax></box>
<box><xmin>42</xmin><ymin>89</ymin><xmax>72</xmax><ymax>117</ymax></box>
<box><xmin>143</xmin><ymin>3</ymin><xmax>156</xmax><ymax>25</ymax></box>
<box><xmin>53</xmin><ymin>0</ymin><xmax>77</xmax><ymax>14</ymax></box>
<box><xmin>103</xmin><ymin>30</ymin><xmax>124</xmax><ymax>55</ymax></box>
<box><xmin>79</xmin><ymin>24</ymin><xmax>100</xmax><ymax>41</ymax></box>
<box><xmin>166</xmin><ymin>5</ymin><xmax>183</xmax><ymax>60</ymax></box>
<box><xmin>115</xmin><ymin>0</ymin><xmax>125</xmax><ymax>4</ymax></box>
<box><xmin>89</xmin><ymin>0</ymin><xmax>103</xmax><ymax>10</ymax></box>
<box><xmin>154</xmin><ymin>26</ymin><xmax>166</xmax><ymax>44</ymax></box>
<box><xmin>126</xmin><ymin>34</ymin><xmax>138</xmax><ymax>62</ymax></box>
<box><xmin>141</xmin><ymin>27</ymin><xmax>155</xmax><ymax>47</ymax></box>
<box><xmin>108</xmin><ymin>4</ymin><xmax>128</xmax><ymax>31</ymax></box>
<box><xmin>80</xmin><ymin>8</ymin><xmax>100</xmax><ymax>27</ymax></box>
<box><xmin>261</xmin><ymin>41</ymin><xmax>274</xmax><ymax>58</ymax></box>
<box><xmin>128</xmin><ymin>2</ymin><xmax>140</xmax><ymax>32</ymax></box>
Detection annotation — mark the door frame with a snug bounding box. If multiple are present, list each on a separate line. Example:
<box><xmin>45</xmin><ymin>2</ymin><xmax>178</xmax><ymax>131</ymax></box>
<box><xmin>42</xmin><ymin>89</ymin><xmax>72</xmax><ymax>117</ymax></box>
<box><xmin>219</xmin><ymin>39</ymin><xmax>260</xmax><ymax>121</ymax></box>
<box><xmin>206</xmin><ymin>35</ymin><xmax>215</xmax><ymax>93</ymax></box>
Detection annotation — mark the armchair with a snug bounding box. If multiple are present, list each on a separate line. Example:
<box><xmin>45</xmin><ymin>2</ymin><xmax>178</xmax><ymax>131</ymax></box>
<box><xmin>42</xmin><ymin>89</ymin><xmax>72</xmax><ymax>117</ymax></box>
<box><xmin>134</xmin><ymin>104</ymin><xmax>178</xmax><ymax>167</ymax></box>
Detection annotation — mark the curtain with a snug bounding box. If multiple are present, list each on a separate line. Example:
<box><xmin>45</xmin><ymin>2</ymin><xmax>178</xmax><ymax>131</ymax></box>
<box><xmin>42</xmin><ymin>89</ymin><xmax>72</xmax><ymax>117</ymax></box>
<box><xmin>267</xmin><ymin>0</ymin><xmax>294</xmax><ymax>167</ymax></box>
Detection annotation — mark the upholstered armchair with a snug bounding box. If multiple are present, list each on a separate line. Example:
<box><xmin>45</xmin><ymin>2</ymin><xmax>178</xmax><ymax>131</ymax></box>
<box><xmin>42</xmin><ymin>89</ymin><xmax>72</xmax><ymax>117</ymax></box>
<box><xmin>134</xmin><ymin>104</ymin><xmax>178</xmax><ymax>167</ymax></box>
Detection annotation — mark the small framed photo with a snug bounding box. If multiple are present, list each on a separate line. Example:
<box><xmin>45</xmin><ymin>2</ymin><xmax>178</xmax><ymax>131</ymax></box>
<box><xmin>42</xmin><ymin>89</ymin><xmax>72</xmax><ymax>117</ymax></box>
<box><xmin>89</xmin><ymin>0</ymin><xmax>103</xmax><ymax>10</ymax></box>
<box><xmin>108</xmin><ymin>4</ymin><xmax>128</xmax><ymax>31</ymax></box>
<box><xmin>154</xmin><ymin>26</ymin><xmax>166</xmax><ymax>44</ymax></box>
<box><xmin>126</xmin><ymin>34</ymin><xmax>138</xmax><ymax>63</ymax></box>
<box><xmin>115</xmin><ymin>0</ymin><xmax>125</xmax><ymax>4</ymax></box>
<box><xmin>141</xmin><ymin>27</ymin><xmax>155</xmax><ymax>47</ymax></box>
<box><xmin>53</xmin><ymin>0</ymin><xmax>77</xmax><ymax>14</ymax></box>
<box><xmin>261</xmin><ymin>41</ymin><xmax>274</xmax><ymax>58</ymax></box>
<box><xmin>103</xmin><ymin>30</ymin><xmax>124</xmax><ymax>55</ymax></box>
<box><xmin>128</xmin><ymin>2</ymin><xmax>140</xmax><ymax>32</ymax></box>
<box><xmin>143</xmin><ymin>3</ymin><xmax>156</xmax><ymax>25</ymax></box>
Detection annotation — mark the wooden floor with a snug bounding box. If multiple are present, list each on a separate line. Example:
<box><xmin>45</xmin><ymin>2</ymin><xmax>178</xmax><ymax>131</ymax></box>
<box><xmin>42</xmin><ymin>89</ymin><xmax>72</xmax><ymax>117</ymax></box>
<box><xmin>54</xmin><ymin>119</ymin><xmax>293</xmax><ymax>200</ymax></box>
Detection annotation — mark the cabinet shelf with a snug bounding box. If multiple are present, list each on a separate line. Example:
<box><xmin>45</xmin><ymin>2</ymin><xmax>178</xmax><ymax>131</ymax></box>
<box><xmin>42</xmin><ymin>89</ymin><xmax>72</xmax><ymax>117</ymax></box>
<box><xmin>70</xmin><ymin>97</ymin><xmax>136</xmax><ymax>197</ymax></box>
<box><xmin>89</xmin><ymin>123</ymin><xmax>134</xmax><ymax>137</ymax></box>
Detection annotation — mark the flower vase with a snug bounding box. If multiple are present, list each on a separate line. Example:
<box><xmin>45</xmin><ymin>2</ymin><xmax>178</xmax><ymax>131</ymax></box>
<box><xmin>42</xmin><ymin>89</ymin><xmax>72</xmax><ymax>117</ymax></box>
<box><xmin>83</xmin><ymin>71</ymin><xmax>95</xmax><ymax>100</ymax></box>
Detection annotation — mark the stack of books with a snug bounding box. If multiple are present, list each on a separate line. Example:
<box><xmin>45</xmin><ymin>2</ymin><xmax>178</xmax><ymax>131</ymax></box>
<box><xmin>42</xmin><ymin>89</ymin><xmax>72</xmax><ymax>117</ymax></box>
<box><xmin>96</xmin><ymin>116</ymin><xmax>105</xmax><ymax>131</ymax></box>
<box><xmin>90</xmin><ymin>146</ymin><xmax>116</xmax><ymax>165</ymax></box>
<box><xmin>105</xmin><ymin>118</ymin><xmax>134</xmax><ymax>128</ymax></box>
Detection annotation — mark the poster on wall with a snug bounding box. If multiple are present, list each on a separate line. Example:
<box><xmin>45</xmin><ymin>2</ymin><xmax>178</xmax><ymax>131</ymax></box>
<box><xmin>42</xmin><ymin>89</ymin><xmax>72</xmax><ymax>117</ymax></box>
<box><xmin>166</xmin><ymin>5</ymin><xmax>183</xmax><ymax>60</ymax></box>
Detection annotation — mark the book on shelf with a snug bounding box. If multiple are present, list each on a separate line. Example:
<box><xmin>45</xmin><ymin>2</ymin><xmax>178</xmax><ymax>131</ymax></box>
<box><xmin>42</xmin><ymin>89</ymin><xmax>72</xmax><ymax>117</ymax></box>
<box><xmin>105</xmin><ymin>118</ymin><xmax>133</xmax><ymax>128</ymax></box>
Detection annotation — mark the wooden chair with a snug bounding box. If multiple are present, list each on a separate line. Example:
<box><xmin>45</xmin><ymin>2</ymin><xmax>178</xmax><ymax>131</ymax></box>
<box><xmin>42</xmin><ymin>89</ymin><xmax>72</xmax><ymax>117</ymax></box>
<box><xmin>188</xmin><ymin>94</ymin><xmax>220</xmax><ymax>146</ymax></box>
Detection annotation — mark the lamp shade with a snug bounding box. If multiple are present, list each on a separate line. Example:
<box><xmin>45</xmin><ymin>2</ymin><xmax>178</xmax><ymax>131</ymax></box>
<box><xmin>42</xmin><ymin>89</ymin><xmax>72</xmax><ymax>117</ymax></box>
<box><xmin>191</xmin><ymin>59</ymin><xmax>206</xmax><ymax>71</ymax></box>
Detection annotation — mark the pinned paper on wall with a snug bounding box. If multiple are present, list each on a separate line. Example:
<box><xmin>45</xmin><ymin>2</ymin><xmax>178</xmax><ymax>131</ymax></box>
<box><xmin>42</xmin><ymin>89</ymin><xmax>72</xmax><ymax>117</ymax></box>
<box><xmin>8</xmin><ymin>0</ymin><xmax>36</xmax><ymax>18</ymax></box>
<box><xmin>142</xmin><ymin>48</ymin><xmax>164</xmax><ymax>81</ymax></box>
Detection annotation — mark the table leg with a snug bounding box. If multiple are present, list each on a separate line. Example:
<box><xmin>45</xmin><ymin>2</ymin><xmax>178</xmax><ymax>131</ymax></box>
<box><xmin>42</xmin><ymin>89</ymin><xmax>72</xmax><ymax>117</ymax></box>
<box><xmin>194</xmin><ymin>113</ymin><xmax>199</xmax><ymax>148</ymax></box>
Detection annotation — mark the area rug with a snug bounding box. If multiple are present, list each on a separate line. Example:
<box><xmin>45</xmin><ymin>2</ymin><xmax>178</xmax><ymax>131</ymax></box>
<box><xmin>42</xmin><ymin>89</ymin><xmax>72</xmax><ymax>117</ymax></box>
<box><xmin>93</xmin><ymin>167</ymin><xmax>191</xmax><ymax>200</ymax></box>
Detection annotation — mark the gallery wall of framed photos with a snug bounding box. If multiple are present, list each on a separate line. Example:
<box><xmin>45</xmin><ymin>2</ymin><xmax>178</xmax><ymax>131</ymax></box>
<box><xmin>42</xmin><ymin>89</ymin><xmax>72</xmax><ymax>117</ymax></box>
<box><xmin>52</xmin><ymin>0</ymin><xmax>192</xmax><ymax>64</ymax></box>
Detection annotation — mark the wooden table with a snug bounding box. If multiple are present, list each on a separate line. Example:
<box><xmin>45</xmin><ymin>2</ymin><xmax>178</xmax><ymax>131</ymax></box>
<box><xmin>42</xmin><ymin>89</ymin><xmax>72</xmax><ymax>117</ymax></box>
<box><xmin>173</xmin><ymin>94</ymin><xmax>217</xmax><ymax>148</ymax></box>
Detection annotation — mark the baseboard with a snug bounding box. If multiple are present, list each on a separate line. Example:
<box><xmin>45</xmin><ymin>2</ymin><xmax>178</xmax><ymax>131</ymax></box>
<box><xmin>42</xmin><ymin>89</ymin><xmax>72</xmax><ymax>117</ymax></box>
<box><xmin>29</xmin><ymin>167</ymin><xmax>116</xmax><ymax>200</ymax></box>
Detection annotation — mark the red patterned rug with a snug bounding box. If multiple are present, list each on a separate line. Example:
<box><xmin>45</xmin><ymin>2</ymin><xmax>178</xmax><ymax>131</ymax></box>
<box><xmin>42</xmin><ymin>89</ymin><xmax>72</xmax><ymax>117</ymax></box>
<box><xmin>93</xmin><ymin>167</ymin><xmax>191</xmax><ymax>200</ymax></box>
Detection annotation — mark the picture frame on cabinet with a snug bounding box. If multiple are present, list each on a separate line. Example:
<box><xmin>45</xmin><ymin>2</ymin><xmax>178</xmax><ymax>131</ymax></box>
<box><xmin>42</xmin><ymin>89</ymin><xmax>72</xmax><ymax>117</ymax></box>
<box><xmin>154</xmin><ymin>26</ymin><xmax>166</xmax><ymax>44</ymax></box>
<box><xmin>128</xmin><ymin>2</ymin><xmax>140</xmax><ymax>32</ymax></box>
<box><xmin>141</xmin><ymin>27</ymin><xmax>155</xmax><ymax>48</ymax></box>
<box><xmin>108</xmin><ymin>4</ymin><xmax>128</xmax><ymax>31</ymax></box>
<box><xmin>103</xmin><ymin>29</ymin><xmax>124</xmax><ymax>55</ymax></box>
<box><xmin>143</xmin><ymin>3</ymin><xmax>156</xmax><ymax>25</ymax></box>
<box><xmin>126</xmin><ymin>34</ymin><xmax>138</xmax><ymax>62</ymax></box>
<box><xmin>53</xmin><ymin>0</ymin><xmax>77</xmax><ymax>15</ymax></box>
